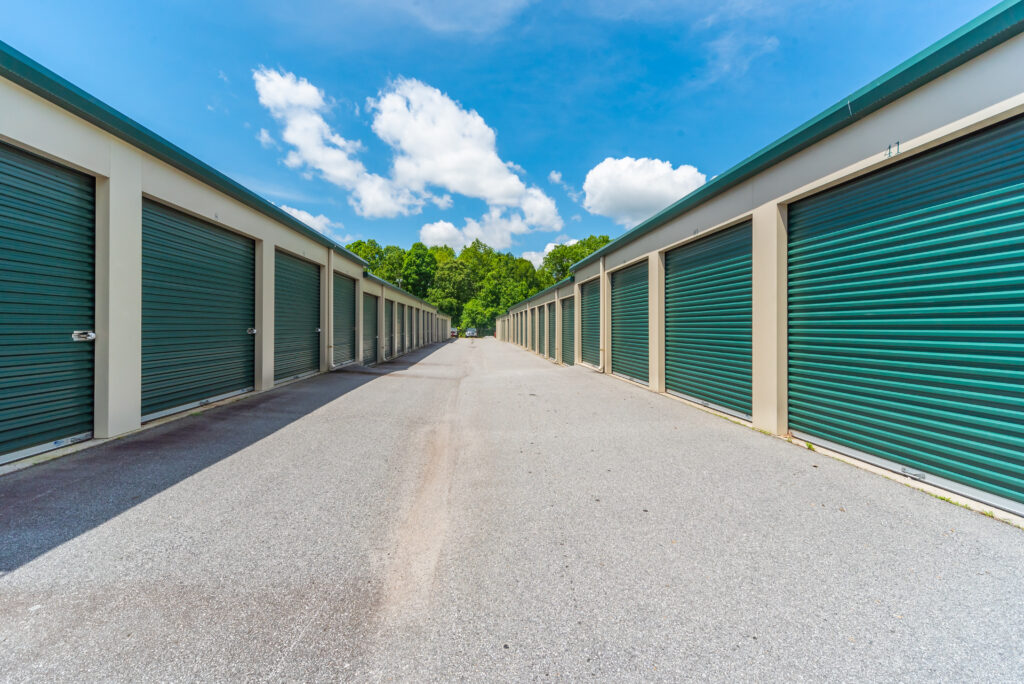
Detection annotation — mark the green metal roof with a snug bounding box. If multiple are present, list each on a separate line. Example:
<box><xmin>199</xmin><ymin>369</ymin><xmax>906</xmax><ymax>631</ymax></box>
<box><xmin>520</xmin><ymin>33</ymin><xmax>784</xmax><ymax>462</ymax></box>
<box><xmin>0</xmin><ymin>39</ymin><xmax>368</xmax><ymax>268</ymax></box>
<box><xmin>570</xmin><ymin>0</ymin><xmax>1024</xmax><ymax>273</ymax></box>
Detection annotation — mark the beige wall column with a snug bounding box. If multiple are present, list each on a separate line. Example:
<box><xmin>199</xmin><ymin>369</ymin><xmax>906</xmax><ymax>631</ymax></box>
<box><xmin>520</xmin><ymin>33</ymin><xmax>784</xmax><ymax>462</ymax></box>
<box><xmin>600</xmin><ymin>257</ymin><xmax>610</xmax><ymax>373</ymax></box>
<box><xmin>751</xmin><ymin>202</ymin><xmax>788</xmax><ymax>434</ymax></box>
<box><xmin>320</xmin><ymin>251</ymin><xmax>332</xmax><ymax>372</ymax></box>
<box><xmin>649</xmin><ymin>253</ymin><xmax>665</xmax><ymax>393</ymax></box>
<box><xmin>254</xmin><ymin>241</ymin><xmax>275</xmax><ymax>391</ymax></box>
<box><xmin>93</xmin><ymin>145</ymin><xmax>142</xmax><ymax>438</ymax></box>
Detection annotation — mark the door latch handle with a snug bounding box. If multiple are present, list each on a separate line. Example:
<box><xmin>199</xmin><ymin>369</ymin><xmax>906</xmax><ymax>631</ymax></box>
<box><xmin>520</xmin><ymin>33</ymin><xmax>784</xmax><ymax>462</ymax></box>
<box><xmin>315</xmin><ymin>328</ymin><xmax>321</xmax><ymax>333</ymax></box>
<box><xmin>71</xmin><ymin>330</ymin><xmax>96</xmax><ymax>342</ymax></box>
<box><xmin>247</xmin><ymin>328</ymin><xmax>257</xmax><ymax>335</ymax></box>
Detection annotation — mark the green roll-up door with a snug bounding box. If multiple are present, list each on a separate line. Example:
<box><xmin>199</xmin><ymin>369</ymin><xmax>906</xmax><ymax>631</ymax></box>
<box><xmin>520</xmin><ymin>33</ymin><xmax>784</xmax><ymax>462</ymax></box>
<box><xmin>788</xmin><ymin>113</ymin><xmax>1024</xmax><ymax>511</ymax></box>
<box><xmin>580</xmin><ymin>279</ymin><xmax>600</xmax><ymax>367</ymax></box>
<box><xmin>141</xmin><ymin>200</ymin><xmax>255</xmax><ymax>418</ymax></box>
<box><xmin>362</xmin><ymin>293</ymin><xmax>378</xmax><ymax>364</ymax></box>
<box><xmin>385</xmin><ymin>300</ymin><xmax>395</xmax><ymax>358</ymax></box>
<box><xmin>398</xmin><ymin>303</ymin><xmax>406</xmax><ymax>354</ymax></box>
<box><xmin>547</xmin><ymin>303</ymin><xmax>555</xmax><ymax>359</ymax></box>
<box><xmin>333</xmin><ymin>273</ymin><xmax>355</xmax><ymax>365</ymax></box>
<box><xmin>537</xmin><ymin>306</ymin><xmax>545</xmax><ymax>355</ymax></box>
<box><xmin>274</xmin><ymin>251</ymin><xmax>320</xmax><ymax>381</ymax></box>
<box><xmin>611</xmin><ymin>262</ymin><xmax>649</xmax><ymax>384</ymax></box>
<box><xmin>407</xmin><ymin>308</ymin><xmax>413</xmax><ymax>350</ymax></box>
<box><xmin>530</xmin><ymin>309</ymin><xmax>536</xmax><ymax>351</ymax></box>
<box><xmin>665</xmin><ymin>221</ymin><xmax>752</xmax><ymax>417</ymax></box>
<box><xmin>0</xmin><ymin>142</ymin><xmax>94</xmax><ymax>462</ymax></box>
<box><xmin>561</xmin><ymin>298</ymin><xmax>575</xmax><ymax>365</ymax></box>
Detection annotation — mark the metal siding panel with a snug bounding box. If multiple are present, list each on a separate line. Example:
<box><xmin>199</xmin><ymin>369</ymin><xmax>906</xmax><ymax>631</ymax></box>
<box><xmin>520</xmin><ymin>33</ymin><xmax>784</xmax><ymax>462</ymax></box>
<box><xmin>665</xmin><ymin>221</ymin><xmax>753</xmax><ymax>416</ymax></box>
<box><xmin>362</xmin><ymin>293</ymin><xmax>378</xmax><ymax>364</ymax></box>
<box><xmin>274</xmin><ymin>251</ymin><xmax>321</xmax><ymax>381</ymax></box>
<box><xmin>611</xmin><ymin>262</ymin><xmax>649</xmax><ymax>383</ymax></box>
<box><xmin>547</xmin><ymin>303</ymin><xmax>555</xmax><ymax>359</ymax></box>
<box><xmin>580</xmin><ymin>280</ymin><xmax>600</xmax><ymax>366</ymax></box>
<box><xmin>0</xmin><ymin>141</ymin><xmax>94</xmax><ymax>459</ymax></box>
<box><xmin>332</xmin><ymin>274</ymin><xmax>355</xmax><ymax>365</ymax></box>
<box><xmin>561</xmin><ymin>297</ymin><xmax>575</xmax><ymax>365</ymax></box>
<box><xmin>141</xmin><ymin>201</ymin><xmax>255</xmax><ymax>417</ymax></box>
<box><xmin>788</xmin><ymin>113</ymin><xmax>1024</xmax><ymax>507</ymax></box>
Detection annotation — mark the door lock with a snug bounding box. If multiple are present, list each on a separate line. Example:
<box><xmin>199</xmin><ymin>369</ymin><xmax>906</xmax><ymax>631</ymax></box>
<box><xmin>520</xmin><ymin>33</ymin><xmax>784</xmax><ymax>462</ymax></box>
<box><xmin>247</xmin><ymin>328</ymin><xmax>257</xmax><ymax>335</ymax></box>
<box><xmin>315</xmin><ymin>328</ymin><xmax>321</xmax><ymax>333</ymax></box>
<box><xmin>71</xmin><ymin>330</ymin><xmax>96</xmax><ymax>342</ymax></box>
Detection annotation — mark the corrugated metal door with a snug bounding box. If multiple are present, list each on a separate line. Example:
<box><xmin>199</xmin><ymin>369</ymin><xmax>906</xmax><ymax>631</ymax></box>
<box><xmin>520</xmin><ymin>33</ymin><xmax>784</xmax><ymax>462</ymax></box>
<box><xmin>610</xmin><ymin>262</ymin><xmax>649</xmax><ymax>384</ymax></box>
<box><xmin>561</xmin><ymin>297</ymin><xmax>574</xmax><ymax>365</ymax></box>
<box><xmin>580</xmin><ymin>280</ymin><xmax>600</xmax><ymax>367</ymax></box>
<box><xmin>665</xmin><ymin>221</ymin><xmax>752</xmax><ymax>417</ymax></box>
<box><xmin>788</xmin><ymin>114</ymin><xmax>1024</xmax><ymax>510</ymax></box>
<box><xmin>407</xmin><ymin>308</ymin><xmax>413</xmax><ymax>350</ymax></box>
<box><xmin>385</xmin><ymin>300</ymin><xmax>394</xmax><ymax>358</ymax></box>
<box><xmin>398</xmin><ymin>303</ymin><xmax>406</xmax><ymax>354</ymax></box>
<box><xmin>141</xmin><ymin>200</ymin><xmax>255</xmax><ymax>419</ymax></box>
<box><xmin>0</xmin><ymin>141</ymin><xmax>94</xmax><ymax>462</ymax></box>
<box><xmin>537</xmin><ymin>306</ymin><xmax>545</xmax><ymax>355</ymax></box>
<box><xmin>362</xmin><ymin>293</ymin><xmax>378</xmax><ymax>364</ymax></box>
<box><xmin>333</xmin><ymin>273</ymin><xmax>355</xmax><ymax>365</ymax></box>
<box><xmin>274</xmin><ymin>251</ymin><xmax>320</xmax><ymax>381</ymax></box>
<box><xmin>547</xmin><ymin>303</ymin><xmax>555</xmax><ymax>359</ymax></box>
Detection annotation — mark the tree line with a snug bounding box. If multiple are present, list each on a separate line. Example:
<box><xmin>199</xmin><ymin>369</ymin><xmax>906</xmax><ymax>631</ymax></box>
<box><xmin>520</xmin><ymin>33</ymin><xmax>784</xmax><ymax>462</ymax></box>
<box><xmin>345</xmin><ymin>235</ymin><xmax>611</xmax><ymax>331</ymax></box>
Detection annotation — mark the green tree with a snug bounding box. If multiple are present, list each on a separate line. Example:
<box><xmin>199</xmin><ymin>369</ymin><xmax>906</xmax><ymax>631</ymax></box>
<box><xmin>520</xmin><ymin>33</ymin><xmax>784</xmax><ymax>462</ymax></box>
<box><xmin>346</xmin><ymin>239</ymin><xmax>385</xmax><ymax>272</ymax></box>
<box><xmin>428</xmin><ymin>244</ymin><xmax>457</xmax><ymax>267</ymax></box>
<box><xmin>401</xmin><ymin>242</ymin><xmax>437</xmax><ymax>298</ymax></box>
<box><xmin>376</xmin><ymin>245</ymin><xmax>407</xmax><ymax>285</ymax></box>
<box><xmin>457</xmin><ymin>239</ymin><xmax>498</xmax><ymax>293</ymax></box>
<box><xmin>541</xmin><ymin>235</ymin><xmax>611</xmax><ymax>281</ymax></box>
<box><xmin>427</xmin><ymin>259</ymin><xmax>473</xmax><ymax>322</ymax></box>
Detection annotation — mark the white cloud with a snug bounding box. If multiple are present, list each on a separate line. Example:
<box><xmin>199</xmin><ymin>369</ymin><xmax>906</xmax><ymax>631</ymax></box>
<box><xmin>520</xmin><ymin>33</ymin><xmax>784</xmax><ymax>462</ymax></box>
<box><xmin>368</xmin><ymin>77</ymin><xmax>561</xmax><ymax>231</ymax></box>
<box><xmin>521</xmin><ymin>236</ymin><xmax>579</xmax><ymax>268</ymax></box>
<box><xmin>253</xmin><ymin>67</ymin><xmax>416</xmax><ymax>219</ymax></box>
<box><xmin>582</xmin><ymin>157</ymin><xmax>706</xmax><ymax>228</ymax></box>
<box><xmin>218</xmin><ymin>70</ymin><xmax>230</xmax><ymax>84</ymax></box>
<box><xmin>691</xmin><ymin>32</ymin><xmax>779</xmax><ymax>88</ymax></box>
<box><xmin>257</xmin><ymin>128</ymin><xmax>276</xmax><ymax>148</ymax></box>
<box><xmin>548</xmin><ymin>169</ymin><xmax>581</xmax><ymax>202</ymax></box>
<box><xmin>420</xmin><ymin>207</ymin><xmax>532</xmax><ymax>251</ymax></box>
<box><xmin>377</xmin><ymin>0</ymin><xmax>533</xmax><ymax>34</ymax></box>
<box><xmin>280</xmin><ymin>204</ymin><xmax>352</xmax><ymax>242</ymax></box>
<box><xmin>255</xmin><ymin>68</ymin><xmax>563</xmax><ymax>250</ymax></box>
<box><xmin>420</xmin><ymin>220</ymin><xmax>466</xmax><ymax>250</ymax></box>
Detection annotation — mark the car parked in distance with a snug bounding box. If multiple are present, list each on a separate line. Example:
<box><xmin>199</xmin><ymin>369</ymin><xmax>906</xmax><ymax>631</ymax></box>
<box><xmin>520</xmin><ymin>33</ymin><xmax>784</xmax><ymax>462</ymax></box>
<box><xmin>450</xmin><ymin>327</ymin><xmax>458</xmax><ymax>338</ymax></box>
<box><xmin>466</xmin><ymin>328</ymin><xmax>477</xmax><ymax>337</ymax></box>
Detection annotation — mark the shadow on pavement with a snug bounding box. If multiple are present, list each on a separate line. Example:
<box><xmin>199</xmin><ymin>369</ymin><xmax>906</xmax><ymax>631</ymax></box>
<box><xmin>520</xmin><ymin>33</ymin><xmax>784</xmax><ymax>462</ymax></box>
<box><xmin>0</xmin><ymin>342</ymin><xmax>452</xmax><ymax>573</ymax></box>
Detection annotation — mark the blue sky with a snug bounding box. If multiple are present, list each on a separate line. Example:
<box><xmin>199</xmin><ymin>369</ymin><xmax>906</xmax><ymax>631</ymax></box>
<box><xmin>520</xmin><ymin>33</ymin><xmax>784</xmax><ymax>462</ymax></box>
<box><xmin>4</xmin><ymin>0</ymin><xmax>997</xmax><ymax>264</ymax></box>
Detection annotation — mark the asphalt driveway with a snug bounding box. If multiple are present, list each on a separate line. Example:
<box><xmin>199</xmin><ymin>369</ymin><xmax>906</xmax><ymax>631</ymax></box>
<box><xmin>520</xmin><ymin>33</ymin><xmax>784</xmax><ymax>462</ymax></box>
<box><xmin>2</xmin><ymin>338</ymin><xmax>1022</xmax><ymax>681</ymax></box>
